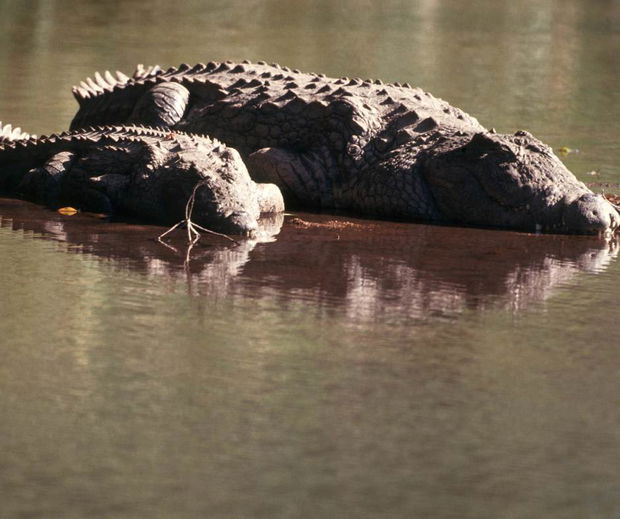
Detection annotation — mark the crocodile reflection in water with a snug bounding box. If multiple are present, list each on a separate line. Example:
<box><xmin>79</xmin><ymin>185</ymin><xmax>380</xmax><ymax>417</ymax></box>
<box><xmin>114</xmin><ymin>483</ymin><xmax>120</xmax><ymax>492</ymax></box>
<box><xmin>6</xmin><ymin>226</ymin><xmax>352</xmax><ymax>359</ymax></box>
<box><xmin>0</xmin><ymin>198</ymin><xmax>284</xmax><ymax>299</ymax></box>
<box><xmin>1</xmin><ymin>199</ymin><xmax>616</xmax><ymax>319</ymax></box>
<box><xmin>242</xmin><ymin>217</ymin><xmax>618</xmax><ymax>319</ymax></box>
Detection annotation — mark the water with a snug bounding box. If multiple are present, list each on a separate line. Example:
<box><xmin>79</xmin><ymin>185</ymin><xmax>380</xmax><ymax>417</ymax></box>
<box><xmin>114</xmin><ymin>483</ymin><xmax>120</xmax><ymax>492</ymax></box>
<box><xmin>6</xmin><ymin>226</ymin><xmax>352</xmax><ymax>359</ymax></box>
<box><xmin>1</xmin><ymin>1</ymin><xmax>620</xmax><ymax>518</ymax></box>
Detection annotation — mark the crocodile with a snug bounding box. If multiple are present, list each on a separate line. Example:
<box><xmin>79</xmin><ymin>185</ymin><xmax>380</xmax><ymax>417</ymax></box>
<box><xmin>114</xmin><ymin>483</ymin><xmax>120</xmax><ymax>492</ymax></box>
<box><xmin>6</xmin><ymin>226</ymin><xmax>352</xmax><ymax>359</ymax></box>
<box><xmin>0</xmin><ymin>122</ymin><xmax>35</xmax><ymax>143</ymax></box>
<box><xmin>69</xmin><ymin>60</ymin><xmax>620</xmax><ymax>235</ymax></box>
<box><xmin>0</xmin><ymin>122</ymin><xmax>284</xmax><ymax>235</ymax></box>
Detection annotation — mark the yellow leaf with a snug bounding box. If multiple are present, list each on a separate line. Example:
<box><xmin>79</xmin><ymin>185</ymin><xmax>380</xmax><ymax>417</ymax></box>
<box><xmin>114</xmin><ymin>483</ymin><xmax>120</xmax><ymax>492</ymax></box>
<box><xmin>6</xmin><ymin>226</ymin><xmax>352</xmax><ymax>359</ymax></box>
<box><xmin>57</xmin><ymin>207</ymin><xmax>78</xmax><ymax>216</ymax></box>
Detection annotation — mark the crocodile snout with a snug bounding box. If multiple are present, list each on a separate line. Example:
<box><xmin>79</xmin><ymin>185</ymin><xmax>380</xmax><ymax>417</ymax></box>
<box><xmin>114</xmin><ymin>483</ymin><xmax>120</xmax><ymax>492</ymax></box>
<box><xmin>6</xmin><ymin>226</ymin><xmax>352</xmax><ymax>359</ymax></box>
<box><xmin>564</xmin><ymin>193</ymin><xmax>620</xmax><ymax>234</ymax></box>
<box><xmin>225</xmin><ymin>210</ymin><xmax>259</xmax><ymax>237</ymax></box>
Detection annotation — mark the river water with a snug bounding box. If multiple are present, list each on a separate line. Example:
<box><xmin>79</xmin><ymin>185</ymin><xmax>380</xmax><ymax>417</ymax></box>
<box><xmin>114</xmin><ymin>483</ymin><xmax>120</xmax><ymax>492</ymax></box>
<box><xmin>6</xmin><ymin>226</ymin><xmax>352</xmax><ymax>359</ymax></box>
<box><xmin>1</xmin><ymin>1</ymin><xmax>620</xmax><ymax>518</ymax></box>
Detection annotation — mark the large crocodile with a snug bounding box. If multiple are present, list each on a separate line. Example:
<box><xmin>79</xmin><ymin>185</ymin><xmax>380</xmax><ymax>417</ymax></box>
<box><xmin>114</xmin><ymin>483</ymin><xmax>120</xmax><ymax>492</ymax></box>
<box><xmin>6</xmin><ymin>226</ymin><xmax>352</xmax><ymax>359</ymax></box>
<box><xmin>70</xmin><ymin>60</ymin><xmax>619</xmax><ymax>235</ymax></box>
<box><xmin>0</xmin><ymin>122</ymin><xmax>283</xmax><ymax>235</ymax></box>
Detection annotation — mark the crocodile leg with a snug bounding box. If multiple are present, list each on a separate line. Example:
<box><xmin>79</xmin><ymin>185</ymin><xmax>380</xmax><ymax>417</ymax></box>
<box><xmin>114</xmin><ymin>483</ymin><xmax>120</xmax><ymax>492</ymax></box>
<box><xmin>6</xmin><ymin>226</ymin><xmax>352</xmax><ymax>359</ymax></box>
<box><xmin>128</xmin><ymin>82</ymin><xmax>190</xmax><ymax>127</ymax></box>
<box><xmin>247</xmin><ymin>147</ymin><xmax>334</xmax><ymax>208</ymax></box>
<box><xmin>59</xmin><ymin>171</ymin><xmax>114</xmax><ymax>214</ymax></box>
<box><xmin>16</xmin><ymin>151</ymin><xmax>75</xmax><ymax>206</ymax></box>
<box><xmin>16</xmin><ymin>151</ymin><xmax>113</xmax><ymax>213</ymax></box>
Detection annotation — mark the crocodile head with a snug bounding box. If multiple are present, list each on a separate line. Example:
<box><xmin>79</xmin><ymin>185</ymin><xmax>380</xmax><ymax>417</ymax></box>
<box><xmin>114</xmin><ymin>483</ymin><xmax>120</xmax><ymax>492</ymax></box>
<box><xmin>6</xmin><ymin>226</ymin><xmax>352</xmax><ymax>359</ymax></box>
<box><xmin>423</xmin><ymin>130</ymin><xmax>620</xmax><ymax>235</ymax></box>
<box><xmin>140</xmin><ymin>137</ymin><xmax>280</xmax><ymax>236</ymax></box>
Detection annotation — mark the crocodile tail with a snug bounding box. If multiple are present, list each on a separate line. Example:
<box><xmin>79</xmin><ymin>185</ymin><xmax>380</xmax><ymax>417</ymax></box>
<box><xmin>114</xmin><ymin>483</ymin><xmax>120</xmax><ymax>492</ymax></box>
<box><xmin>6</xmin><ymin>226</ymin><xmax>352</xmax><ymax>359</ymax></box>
<box><xmin>0</xmin><ymin>121</ymin><xmax>34</xmax><ymax>143</ymax></box>
<box><xmin>70</xmin><ymin>64</ymin><xmax>173</xmax><ymax>130</ymax></box>
<box><xmin>70</xmin><ymin>63</ymin><xmax>219</xmax><ymax>130</ymax></box>
<box><xmin>71</xmin><ymin>64</ymin><xmax>169</xmax><ymax>103</ymax></box>
<box><xmin>72</xmin><ymin>70</ymin><xmax>129</xmax><ymax>102</ymax></box>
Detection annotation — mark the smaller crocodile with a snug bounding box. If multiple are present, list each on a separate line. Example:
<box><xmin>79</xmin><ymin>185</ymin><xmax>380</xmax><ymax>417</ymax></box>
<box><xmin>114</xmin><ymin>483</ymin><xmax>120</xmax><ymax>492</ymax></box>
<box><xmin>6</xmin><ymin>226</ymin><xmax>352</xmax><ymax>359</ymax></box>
<box><xmin>0</xmin><ymin>123</ymin><xmax>283</xmax><ymax>235</ymax></box>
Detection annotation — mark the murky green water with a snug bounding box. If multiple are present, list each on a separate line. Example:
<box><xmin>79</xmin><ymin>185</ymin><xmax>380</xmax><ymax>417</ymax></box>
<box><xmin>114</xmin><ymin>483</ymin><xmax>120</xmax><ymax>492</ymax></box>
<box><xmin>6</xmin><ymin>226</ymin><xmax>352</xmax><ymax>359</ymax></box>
<box><xmin>1</xmin><ymin>1</ymin><xmax>620</xmax><ymax>518</ymax></box>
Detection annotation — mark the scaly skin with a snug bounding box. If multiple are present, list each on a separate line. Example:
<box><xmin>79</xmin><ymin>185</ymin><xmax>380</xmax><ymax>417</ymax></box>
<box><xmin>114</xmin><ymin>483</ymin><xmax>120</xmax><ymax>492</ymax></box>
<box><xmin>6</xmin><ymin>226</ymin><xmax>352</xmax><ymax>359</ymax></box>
<box><xmin>70</xmin><ymin>60</ymin><xmax>619</xmax><ymax>235</ymax></box>
<box><xmin>0</xmin><ymin>123</ymin><xmax>283</xmax><ymax>235</ymax></box>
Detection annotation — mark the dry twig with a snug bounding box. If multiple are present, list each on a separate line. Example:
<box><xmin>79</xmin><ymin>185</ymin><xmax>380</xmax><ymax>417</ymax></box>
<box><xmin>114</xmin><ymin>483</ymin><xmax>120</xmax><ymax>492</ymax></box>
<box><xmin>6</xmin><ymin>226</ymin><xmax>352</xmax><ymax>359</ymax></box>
<box><xmin>157</xmin><ymin>181</ymin><xmax>238</xmax><ymax>247</ymax></box>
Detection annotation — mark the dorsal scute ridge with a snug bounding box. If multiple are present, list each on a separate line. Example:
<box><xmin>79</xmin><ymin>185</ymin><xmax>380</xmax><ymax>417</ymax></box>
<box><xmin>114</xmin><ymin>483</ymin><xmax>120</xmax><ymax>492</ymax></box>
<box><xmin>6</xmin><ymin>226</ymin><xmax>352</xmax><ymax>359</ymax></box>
<box><xmin>133</xmin><ymin>64</ymin><xmax>146</xmax><ymax>79</ymax></box>
<box><xmin>71</xmin><ymin>60</ymin><xmax>433</xmax><ymax>125</ymax></box>
<box><xmin>0</xmin><ymin>124</ymin><xmax>217</xmax><ymax>167</ymax></box>
<box><xmin>104</xmin><ymin>70</ymin><xmax>116</xmax><ymax>85</ymax></box>
<box><xmin>72</xmin><ymin>86</ymin><xmax>90</xmax><ymax>100</ymax></box>
<box><xmin>115</xmin><ymin>70</ymin><xmax>129</xmax><ymax>82</ymax></box>
<box><xmin>75</xmin><ymin>60</ymin><xmax>422</xmax><ymax>97</ymax></box>
<box><xmin>94</xmin><ymin>71</ymin><xmax>113</xmax><ymax>90</ymax></box>
<box><xmin>86</xmin><ymin>76</ymin><xmax>104</xmax><ymax>93</ymax></box>
<box><xmin>79</xmin><ymin>80</ymin><xmax>93</xmax><ymax>93</ymax></box>
<box><xmin>0</xmin><ymin>121</ymin><xmax>33</xmax><ymax>141</ymax></box>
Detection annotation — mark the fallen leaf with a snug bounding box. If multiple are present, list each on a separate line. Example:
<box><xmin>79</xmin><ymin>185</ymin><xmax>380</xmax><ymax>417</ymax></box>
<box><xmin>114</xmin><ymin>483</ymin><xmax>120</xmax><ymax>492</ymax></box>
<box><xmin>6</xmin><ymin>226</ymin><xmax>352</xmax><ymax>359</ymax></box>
<box><xmin>556</xmin><ymin>146</ymin><xmax>580</xmax><ymax>156</ymax></box>
<box><xmin>57</xmin><ymin>207</ymin><xmax>78</xmax><ymax>216</ymax></box>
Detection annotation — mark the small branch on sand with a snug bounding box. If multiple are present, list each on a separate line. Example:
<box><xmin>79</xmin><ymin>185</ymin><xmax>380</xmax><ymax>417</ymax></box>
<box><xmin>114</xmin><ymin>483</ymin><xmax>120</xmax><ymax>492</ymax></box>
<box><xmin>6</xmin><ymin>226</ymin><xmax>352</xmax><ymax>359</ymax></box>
<box><xmin>157</xmin><ymin>181</ymin><xmax>238</xmax><ymax>246</ymax></box>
